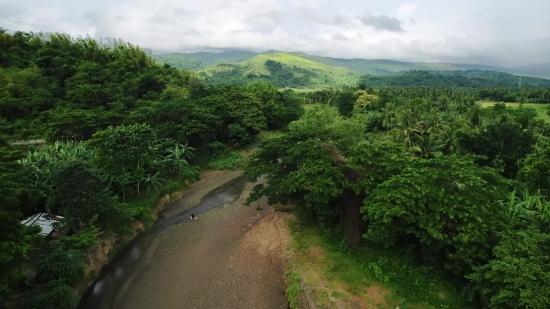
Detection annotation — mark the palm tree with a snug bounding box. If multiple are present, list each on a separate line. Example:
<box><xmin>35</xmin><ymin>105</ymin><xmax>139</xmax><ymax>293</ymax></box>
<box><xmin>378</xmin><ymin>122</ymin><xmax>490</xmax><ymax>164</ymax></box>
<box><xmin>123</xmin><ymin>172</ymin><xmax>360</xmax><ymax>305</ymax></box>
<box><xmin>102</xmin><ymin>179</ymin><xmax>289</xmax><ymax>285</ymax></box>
<box><xmin>382</xmin><ymin>103</ymin><xmax>397</xmax><ymax>130</ymax></box>
<box><xmin>164</xmin><ymin>143</ymin><xmax>194</xmax><ymax>176</ymax></box>
<box><xmin>142</xmin><ymin>172</ymin><xmax>165</xmax><ymax>197</ymax></box>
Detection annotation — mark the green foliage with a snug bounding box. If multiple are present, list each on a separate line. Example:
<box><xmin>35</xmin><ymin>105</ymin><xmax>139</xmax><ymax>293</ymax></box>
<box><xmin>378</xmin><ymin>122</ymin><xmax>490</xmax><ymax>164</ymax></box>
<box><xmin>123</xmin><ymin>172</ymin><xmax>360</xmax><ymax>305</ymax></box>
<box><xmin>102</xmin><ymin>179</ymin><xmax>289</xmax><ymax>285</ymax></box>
<box><xmin>364</xmin><ymin>155</ymin><xmax>511</xmax><ymax>274</ymax></box>
<box><xmin>456</xmin><ymin>122</ymin><xmax>535</xmax><ymax>178</ymax></box>
<box><xmin>361</xmin><ymin>70</ymin><xmax>550</xmax><ymax>89</ymax></box>
<box><xmin>467</xmin><ymin>227</ymin><xmax>550</xmax><ymax>308</ymax></box>
<box><xmin>207</xmin><ymin>152</ymin><xmax>244</xmax><ymax>170</ymax></box>
<box><xmin>285</xmin><ymin>271</ymin><xmax>303</xmax><ymax>309</ymax></box>
<box><xmin>519</xmin><ymin>136</ymin><xmax>550</xmax><ymax>191</ymax></box>
<box><xmin>289</xmin><ymin>219</ymin><xmax>465</xmax><ymax>308</ymax></box>
<box><xmin>36</xmin><ymin>248</ymin><xmax>86</xmax><ymax>284</ymax></box>
<box><xmin>47</xmin><ymin>159</ymin><xmax>117</xmax><ymax>227</ymax></box>
<box><xmin>0</xmin><ymin>143</ymin><xmax>42</xmax><ymax>303</ymax></box>
<box><xmin>24</xmin><ymin>280</ymin><xmax>79</xmax><ymax>309</ymax></box>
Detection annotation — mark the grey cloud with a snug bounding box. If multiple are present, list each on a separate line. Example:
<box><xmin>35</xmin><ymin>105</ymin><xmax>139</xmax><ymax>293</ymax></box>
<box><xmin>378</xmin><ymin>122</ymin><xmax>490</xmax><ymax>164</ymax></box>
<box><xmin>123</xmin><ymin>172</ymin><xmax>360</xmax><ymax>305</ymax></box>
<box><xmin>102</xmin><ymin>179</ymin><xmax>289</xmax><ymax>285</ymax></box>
<box><xmin>332</xmin><ymin>14</ymin><xmax>351</xmax><ymax>25</ymax></box>
<box><xmin>359</xmin><ymin>14</ymin><xmax>403</xmax><ymax>32</ymax></box>
<box><xmin>409</xmin><ymin>19</ymin><xmax>416</xmax><ymax>25</ymax></box>
<box><xmin>332</xmin><ymin>33</ymin><xmax>348</xmax><ymax>41</ymax></box>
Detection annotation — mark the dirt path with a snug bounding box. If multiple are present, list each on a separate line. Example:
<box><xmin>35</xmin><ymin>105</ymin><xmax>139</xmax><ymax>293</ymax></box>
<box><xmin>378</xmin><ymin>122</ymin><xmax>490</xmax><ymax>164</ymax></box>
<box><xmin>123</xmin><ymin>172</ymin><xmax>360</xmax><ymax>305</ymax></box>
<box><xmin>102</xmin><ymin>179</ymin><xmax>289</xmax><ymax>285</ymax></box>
<box><xmin>114</xmin><ymin>170</ymin><xmax>292</xmax><ymax>309</ymax></box>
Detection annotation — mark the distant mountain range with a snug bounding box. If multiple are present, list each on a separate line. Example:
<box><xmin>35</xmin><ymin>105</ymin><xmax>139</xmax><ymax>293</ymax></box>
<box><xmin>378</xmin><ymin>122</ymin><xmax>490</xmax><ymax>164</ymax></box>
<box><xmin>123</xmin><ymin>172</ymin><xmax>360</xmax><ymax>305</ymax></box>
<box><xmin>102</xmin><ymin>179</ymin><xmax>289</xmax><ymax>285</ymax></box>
<box><xmin>152</xmin><ymin>50</ymin><xmax>550</xmax><ymax>88</ymax></box>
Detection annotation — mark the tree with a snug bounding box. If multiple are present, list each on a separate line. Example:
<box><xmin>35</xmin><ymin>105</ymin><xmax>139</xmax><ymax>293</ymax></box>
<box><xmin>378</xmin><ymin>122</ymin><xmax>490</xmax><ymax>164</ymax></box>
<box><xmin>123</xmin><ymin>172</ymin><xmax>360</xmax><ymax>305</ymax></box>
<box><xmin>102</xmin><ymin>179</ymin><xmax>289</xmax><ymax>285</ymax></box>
<box><xmin>364</xmin><ymin>155</ymin><xmax>511</xmax><ymax>274</ymax></box>
<box><xmin>245</xmin><ymin>105</ymin><xmax>368</xmax><ymax>244</ymax></box>
<box><xmin>456</xmin><ymin>122</ymin><xmax>535</xmax><ymax>179</ymax></box>
<box><xmin>518</xmin><ymin>136</ymin><xmax>550</xmax><ymax>192</ymax></box>
<box><xmin>0</xmin><ymin>143</ymin><xmax>40</xmax><ymax>303</ymax></box>
<box><xmin>90</xmin><ymin>124</ymin><xmax>156</xmax><ymax>200</ymax></box>
<box><xmin>467</xmin><ymin>227</ymin><xmax>550</xmax><ymax>309</ymax></box>
<box><xmin>263</xmin><ymin>90</ymin><xmax>304</xmax><ymax>130</ymax></box>
<box><xmin>142</xmin><ymin>172</ymin><xmax>165</xmax><ymax>197</ymax></box>
<box><xmin>47</xmin><ymin>159</ymin><xmax>117</xmax><ymax>229</ymax></box>
<box><xmin>163</xmin><ymin>143</ymin><xmax>194</xmax><ymax>177</ymax></box>
<box><xmin>353</xmin><ymin>89</ymin><xmax>379</xmax><ymax>113</ymax></box>
<box><xmin>224</xmin><ymin>87</ymin><xmax>267</xmax><ymax>136</ymax></box>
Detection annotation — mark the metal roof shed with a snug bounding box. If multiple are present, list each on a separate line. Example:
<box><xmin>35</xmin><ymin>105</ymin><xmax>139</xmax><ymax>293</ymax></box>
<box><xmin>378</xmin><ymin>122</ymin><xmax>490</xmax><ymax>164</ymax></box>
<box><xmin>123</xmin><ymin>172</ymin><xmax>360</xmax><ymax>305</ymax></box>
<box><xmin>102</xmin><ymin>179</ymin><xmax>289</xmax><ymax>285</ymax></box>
<box><xmin>20</xmin><ymin>213</ymin><xmax>64</xmax><ymax>237</ymax></box>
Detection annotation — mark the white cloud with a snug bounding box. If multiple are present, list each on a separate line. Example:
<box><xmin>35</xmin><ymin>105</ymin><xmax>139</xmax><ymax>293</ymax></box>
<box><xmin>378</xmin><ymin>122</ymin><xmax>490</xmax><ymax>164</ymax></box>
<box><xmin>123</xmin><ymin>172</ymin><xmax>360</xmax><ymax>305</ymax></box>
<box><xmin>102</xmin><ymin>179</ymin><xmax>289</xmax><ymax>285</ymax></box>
<box><xmin>0</xmin><ymin>0</ymin><xmax>549</xmax><ymax>66</ymax></box>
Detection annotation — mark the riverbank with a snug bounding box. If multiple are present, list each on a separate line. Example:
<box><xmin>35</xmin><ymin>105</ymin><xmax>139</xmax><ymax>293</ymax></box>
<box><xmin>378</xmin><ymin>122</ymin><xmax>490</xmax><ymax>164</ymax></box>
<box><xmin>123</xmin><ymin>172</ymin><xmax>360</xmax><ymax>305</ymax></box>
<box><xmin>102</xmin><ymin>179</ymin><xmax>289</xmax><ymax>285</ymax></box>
<box><xmin>76</xmin><ymin>169</ymin><xmax>292</xmax><ymax>309</ymax></box>
<box><xmin>113</xmin><ymin>173</ymin><xmax>292</xmax><ymax>309</ymax></box>
<box><xmin>73</xmin><ymin>170</ymin><xmax>239</xmax><ymax>300</ymax></box>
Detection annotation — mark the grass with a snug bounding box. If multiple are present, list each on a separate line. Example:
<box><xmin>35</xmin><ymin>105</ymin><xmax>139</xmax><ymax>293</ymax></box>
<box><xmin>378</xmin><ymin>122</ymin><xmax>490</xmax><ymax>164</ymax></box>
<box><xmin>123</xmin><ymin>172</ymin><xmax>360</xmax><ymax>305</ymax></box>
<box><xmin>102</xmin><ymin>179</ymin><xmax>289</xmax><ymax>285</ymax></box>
<box><xmin>285</xmin><ymin>271</ymin><xmax>303</xmax><ymax>309</ymax></box>
<box><xmin>206</xmin><ymin>152</ymin><xmax>244</xmax><ymax>170</ymax></box>
<box><xmin>477</xmin><ymin>101</ymin><xmax>550</xmax><ymax>121</ymax></box>
<box><xmin>287</xmin><ymin>218</ymin><xmax>467</xmax><ymax>309</ymax></box>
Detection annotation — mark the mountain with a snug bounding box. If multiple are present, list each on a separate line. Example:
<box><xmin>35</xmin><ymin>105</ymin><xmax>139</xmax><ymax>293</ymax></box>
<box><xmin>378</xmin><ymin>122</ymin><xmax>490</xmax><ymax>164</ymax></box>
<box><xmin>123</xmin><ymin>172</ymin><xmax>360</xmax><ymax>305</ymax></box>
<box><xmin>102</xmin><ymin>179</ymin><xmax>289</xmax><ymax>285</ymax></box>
<box><xmin>152</xmin><ymin>50</ymin><xmax>550</xmax><ymax>88</ymax></box>
<box><xmin>506</xmin><ymin>63</ymin><xmax>550</xmax><ymax>79</ymax></box>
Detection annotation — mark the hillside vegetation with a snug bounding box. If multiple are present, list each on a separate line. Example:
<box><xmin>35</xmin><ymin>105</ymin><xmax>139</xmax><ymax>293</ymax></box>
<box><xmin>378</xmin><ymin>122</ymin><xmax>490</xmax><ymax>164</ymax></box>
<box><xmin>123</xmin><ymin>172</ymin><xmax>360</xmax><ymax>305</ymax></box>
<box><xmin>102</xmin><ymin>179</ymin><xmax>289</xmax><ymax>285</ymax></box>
<box><xmin>153</xmin><ymin>50</ymin><xmax>550</xmax><ymax>81</ymax></box>
<box><xmin>200</xmin><ymin>52</ymin><xmax>360</xmax><ymax>87</ymax></box>
<box><xmin>360</xmin><ymin>70</ymin><xmax>550</xmax><ymax>89</ymax></box>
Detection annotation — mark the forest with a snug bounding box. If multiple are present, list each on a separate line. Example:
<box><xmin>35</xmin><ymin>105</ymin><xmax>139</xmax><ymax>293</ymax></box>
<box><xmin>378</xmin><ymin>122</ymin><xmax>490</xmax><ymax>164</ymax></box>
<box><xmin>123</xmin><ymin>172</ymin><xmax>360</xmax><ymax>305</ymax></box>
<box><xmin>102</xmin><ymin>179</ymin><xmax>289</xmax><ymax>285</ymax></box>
<box><xmin>1</xmin><ymin>29</ymin><xmax>550</xmax><ymax>309</ymax></box>
<box><xmin>360</xmin><ymin>70</ymin><xmax>550</xmax><ymax>89</ymax></box>
<box><xmin>0</xmin><ymin>30</ymin><xmax>303</xmax><ymax>309</ymax></box>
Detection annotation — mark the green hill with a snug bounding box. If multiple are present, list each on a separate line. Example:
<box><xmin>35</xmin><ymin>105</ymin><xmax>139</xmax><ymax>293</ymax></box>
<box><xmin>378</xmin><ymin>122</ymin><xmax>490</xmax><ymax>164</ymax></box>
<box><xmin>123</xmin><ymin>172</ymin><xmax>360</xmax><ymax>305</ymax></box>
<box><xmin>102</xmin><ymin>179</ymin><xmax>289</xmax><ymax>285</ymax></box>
<box><xmin>152</xmin><ymin>50</ymin><xmax>550</xmax><ymax>88</ymax></box>
<box><xmin>201</xmin><ymin>52</ymin><xmax>360</xmax><ymax>87</ymax></box>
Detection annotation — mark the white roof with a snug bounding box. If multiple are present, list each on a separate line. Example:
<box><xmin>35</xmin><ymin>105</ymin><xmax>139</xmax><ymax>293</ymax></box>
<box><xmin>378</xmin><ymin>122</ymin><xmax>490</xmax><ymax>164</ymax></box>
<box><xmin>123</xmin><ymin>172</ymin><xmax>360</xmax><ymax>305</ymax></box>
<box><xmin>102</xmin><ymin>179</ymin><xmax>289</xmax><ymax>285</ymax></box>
<box><xmin>20</xmin><ymin>213</ymin><xmax>64</xmax><ymax>236</ymax></box>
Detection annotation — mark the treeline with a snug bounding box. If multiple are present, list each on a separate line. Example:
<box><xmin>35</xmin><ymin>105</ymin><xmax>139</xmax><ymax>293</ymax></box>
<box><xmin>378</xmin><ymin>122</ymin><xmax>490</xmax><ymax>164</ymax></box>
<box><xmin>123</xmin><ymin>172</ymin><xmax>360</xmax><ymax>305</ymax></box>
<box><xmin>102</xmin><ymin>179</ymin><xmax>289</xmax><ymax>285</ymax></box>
<box><xmin>245</xmin><ymin>86</ymin><xmax>550</xmax><ymax>308</ymax></box>
<box><xmin>200</xmin><ymin>60</ymin><xmax>318</xmax><ymax>88</ymax></box>
<box><xmin>152</xmin><ymin>53</ymin><xmax>205</xmax><ymax>71</ymax></box>
<box><xmin>360</xmin><ymin>70</ymin><xmax>550</xmax><ymax>89</ymax></box>
<box><xmin>305</xmin><ymin>86</ymin><xmax>550</xmax><ymax>105</ymax></box>
<box><xmin>0</xmin><ymin>30</ymin><xmax>304</xmax><ymax>309</ymax></box>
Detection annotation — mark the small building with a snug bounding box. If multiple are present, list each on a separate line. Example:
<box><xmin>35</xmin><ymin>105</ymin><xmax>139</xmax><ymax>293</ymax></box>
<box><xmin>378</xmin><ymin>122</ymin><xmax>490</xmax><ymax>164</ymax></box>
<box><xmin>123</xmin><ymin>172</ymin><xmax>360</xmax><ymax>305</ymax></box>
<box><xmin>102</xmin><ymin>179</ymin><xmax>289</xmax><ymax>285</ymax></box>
<box><xmin>20</xmin><ymin>213</ymin><xmax>66</xmax><ymax>238</ymax></box>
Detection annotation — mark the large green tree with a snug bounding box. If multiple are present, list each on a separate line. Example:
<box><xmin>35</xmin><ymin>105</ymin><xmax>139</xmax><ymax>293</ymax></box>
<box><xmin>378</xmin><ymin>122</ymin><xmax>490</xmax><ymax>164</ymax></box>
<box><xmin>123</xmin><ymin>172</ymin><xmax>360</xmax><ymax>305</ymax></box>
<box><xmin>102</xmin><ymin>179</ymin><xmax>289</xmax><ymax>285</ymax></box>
<box><xmin>467</xmin><ymin>227</ymin><xmax>550</xmax><ymax>309</ymax></box>
<box><xmin>364</xmin><ymin>155</ymin><xmax>511</xmax><ymax>274</ymax></box>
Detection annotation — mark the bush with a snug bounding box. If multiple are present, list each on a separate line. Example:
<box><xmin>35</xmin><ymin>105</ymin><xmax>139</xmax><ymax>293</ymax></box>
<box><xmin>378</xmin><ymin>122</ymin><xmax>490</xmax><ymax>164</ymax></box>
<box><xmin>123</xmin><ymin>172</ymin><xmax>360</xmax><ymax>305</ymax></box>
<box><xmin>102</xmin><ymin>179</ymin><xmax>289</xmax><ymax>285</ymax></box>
<box><xmin>24</xmin><ymin>280</ymin><xmax>79</xmax><ymax>309</ymax></box>
<box><xmin>206</xmin><ymin>152</ymin><xmax>244</xmax><ymax>170</ymax></box>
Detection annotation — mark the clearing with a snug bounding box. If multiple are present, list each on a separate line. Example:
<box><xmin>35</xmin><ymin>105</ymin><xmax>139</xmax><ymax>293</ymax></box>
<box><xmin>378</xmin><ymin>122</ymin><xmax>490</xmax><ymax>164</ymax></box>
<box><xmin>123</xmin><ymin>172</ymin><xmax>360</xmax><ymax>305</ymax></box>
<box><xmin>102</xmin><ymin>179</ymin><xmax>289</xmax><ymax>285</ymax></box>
<box><xmin>477</xmin><ymin>101</ymin><xmax>550</xmax><ymax>121</ymax></box>
<box><xmin>285</xmin><ymin>218</ymin><xmax>467</xmax><ymax>309</ymax></box>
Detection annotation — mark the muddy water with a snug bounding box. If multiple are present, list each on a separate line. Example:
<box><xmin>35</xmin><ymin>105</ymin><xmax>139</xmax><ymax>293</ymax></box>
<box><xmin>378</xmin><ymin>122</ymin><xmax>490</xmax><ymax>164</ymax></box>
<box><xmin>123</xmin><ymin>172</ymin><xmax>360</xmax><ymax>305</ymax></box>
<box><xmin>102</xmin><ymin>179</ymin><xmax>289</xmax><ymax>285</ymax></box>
<box><xmin>77</xmin><ymin>176</ymin><xmax>247</xmax><ymax>309</ymax></box>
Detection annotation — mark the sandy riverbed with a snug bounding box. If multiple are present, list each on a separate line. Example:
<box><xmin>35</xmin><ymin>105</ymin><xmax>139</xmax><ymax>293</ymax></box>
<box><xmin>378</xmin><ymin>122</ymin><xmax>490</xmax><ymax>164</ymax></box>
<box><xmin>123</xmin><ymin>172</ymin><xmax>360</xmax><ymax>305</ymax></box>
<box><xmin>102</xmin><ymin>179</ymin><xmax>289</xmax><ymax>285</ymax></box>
<box><xmin>114</xmin><ymin>170</ymin><xmax>292</xmax><ymax>309</ymax></box>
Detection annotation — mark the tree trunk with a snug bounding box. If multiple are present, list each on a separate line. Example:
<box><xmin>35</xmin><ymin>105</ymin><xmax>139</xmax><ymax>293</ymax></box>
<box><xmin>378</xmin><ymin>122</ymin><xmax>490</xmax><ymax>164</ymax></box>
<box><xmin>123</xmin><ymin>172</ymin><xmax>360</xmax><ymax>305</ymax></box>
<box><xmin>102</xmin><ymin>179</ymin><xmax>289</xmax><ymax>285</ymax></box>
<box><xmin>341</xmin><ymin>188</ymin><xmax>367</xmax><ymax>246</ymax></box>
<box><xmin>137</xmin><ymin>160</ymin><xmax>140</xmax><ymax>197</ymax></box>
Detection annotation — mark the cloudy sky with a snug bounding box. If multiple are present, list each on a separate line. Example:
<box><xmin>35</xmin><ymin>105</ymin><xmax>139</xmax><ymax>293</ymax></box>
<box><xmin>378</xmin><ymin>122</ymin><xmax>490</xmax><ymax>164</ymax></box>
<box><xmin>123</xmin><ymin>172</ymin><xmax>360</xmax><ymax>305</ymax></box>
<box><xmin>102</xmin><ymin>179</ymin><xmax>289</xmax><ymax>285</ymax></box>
<box><xmin>1</xmin><ymin>0</ymin><xmax>549</xmax><ymax>66</ymax></box>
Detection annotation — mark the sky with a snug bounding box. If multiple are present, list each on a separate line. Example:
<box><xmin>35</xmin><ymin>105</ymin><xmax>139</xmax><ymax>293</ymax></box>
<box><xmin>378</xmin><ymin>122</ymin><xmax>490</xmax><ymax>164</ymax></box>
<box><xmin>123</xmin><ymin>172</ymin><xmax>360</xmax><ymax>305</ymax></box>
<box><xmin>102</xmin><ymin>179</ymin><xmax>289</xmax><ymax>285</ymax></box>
<box><xmin>1</xmin><ymin>0</ymin><xmax>549</xmax><ymax>67</ymax></box>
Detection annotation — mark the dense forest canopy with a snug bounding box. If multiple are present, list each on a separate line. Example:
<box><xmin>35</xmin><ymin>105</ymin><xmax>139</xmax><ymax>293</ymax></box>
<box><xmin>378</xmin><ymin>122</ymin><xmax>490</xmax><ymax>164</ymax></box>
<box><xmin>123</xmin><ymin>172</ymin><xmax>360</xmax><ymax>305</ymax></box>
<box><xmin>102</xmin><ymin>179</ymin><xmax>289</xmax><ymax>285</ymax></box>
<box><xmin>361</xmin><ymin>70</ymin><xmax>550</xmax><ymax>89</ymax></box>
<box><xmin>1</xmin><ymin>29</ymin><xmax>550</xmax><ymax>309</ymax></box>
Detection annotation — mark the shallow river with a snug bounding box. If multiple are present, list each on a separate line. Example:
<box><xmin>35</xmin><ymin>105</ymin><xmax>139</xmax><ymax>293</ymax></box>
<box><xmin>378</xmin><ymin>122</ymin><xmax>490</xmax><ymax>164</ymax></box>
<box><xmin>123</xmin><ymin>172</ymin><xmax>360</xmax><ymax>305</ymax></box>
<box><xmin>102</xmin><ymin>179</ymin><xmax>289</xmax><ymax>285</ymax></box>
<box><xmin>77</xmin><ymin>177</ymin><xmax>248</xmax><ymax>309</ymax></box>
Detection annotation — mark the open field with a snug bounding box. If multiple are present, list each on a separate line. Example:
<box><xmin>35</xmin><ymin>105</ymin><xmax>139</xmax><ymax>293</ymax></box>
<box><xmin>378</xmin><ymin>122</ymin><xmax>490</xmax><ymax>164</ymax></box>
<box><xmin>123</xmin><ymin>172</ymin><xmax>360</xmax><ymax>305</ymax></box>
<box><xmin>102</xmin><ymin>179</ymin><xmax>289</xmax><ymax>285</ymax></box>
<box><xmin>287</xmin><ymin>219</ymin><xmax>466</xmax><ymax>309</ymax></box>
<box><xmin>477</xmin><ymin>101</ymin><xmax>550</xmax><ymax>120</ymax></box>
<box><xmin>287</xmin><ymin>88</ymin><xmax>319</xmax><ymax>93</ymax></box>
